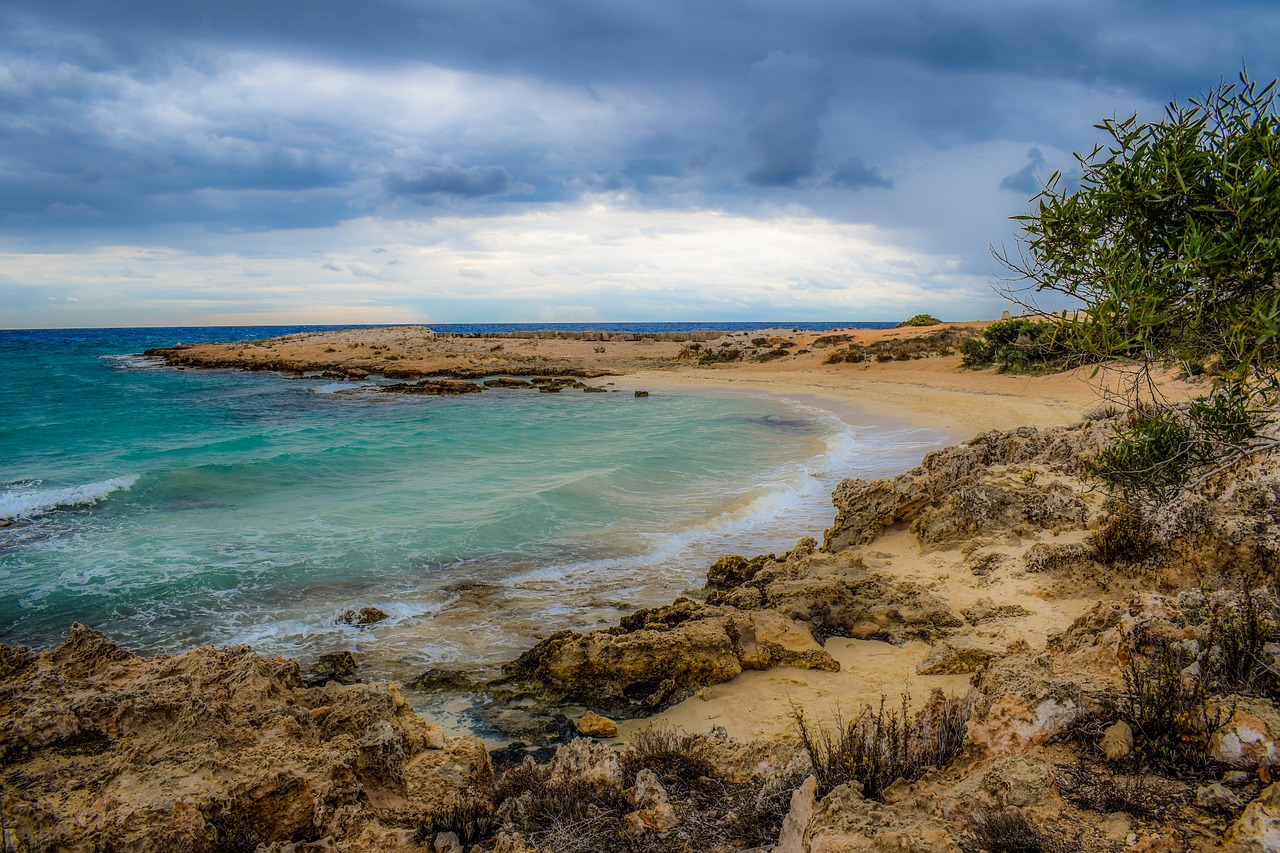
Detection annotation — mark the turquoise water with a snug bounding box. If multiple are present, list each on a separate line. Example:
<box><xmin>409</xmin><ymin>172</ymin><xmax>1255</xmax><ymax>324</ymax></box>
<box><xmin>0</xmin><ymin>326</ymin><xmax>943</xmax><ymax>683</ymax></box>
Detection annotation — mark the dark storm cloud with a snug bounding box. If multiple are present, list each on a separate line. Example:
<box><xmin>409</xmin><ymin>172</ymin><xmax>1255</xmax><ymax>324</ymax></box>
<box><xmin>385</xmin><ymin>164</ymin><xmax>524</xmax><ymax>200</ymax></box>
<box><xmin>5</xmin><ymin>0</ymin><xmax>1280</xmax><ymax>325</ymax></box>
<box><xmin>1000</xmin><ymin>147</ymin><xmax>1049</xmax><ymax>196</ymax></box>
<box><xmin>745</xmin><ymin>52</ymin><xmax>832</xmax><ymax>187</ymax></box>
<box><xmin>830</xmin><ymin>157</ymin><xmax>893</xmax><ymax>190</ymax></box>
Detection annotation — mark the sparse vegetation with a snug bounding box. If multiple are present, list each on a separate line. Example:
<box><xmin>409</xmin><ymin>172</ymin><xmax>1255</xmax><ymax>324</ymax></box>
<box><xmin>698</xmin><ymin>347</ymin><xmax>741</xmax><ymax>365</ymax></box>
<box><xmin>415</xmin><ymin>798</ymin><xmax>497</xmax><ymax>848</ymax></box>
<box><xmin>962</xmin><ymin>804</ymin><xmax>1069</xmax><ymax>853</ymax></box>
<box><xmin>617</xmin><ymin>725</ymin><xmax>718</xmax><ymax>795</ymax></box>
<box><xmin>793</xmin><ymin>690</ymin><xmax>971</xmax><ymax>799</ymax></box>
<box><xmin>825</xmin><ymin>327</ymin><xmax>979</xmax><ymax>365</ymax></box>
<box><xmin>1205</xmin><ymin>588</ymin><xmax>1278</xmax><ymax>695</ymax></box>
<box><xmin>1116</xmin><ymin>636</ymin><xmax>1223</xmax><ymax>773</ymax></box>
<box><xmin>1057</xmin><ymin>759</ymin><xmax>1172</xmax><ymax>819</ymax></box>
<box><xmin>1090</xmin><ymin>502</ymin><xmax>1154</xmax><ymax>564</ymax></box>
<box><xmin>482</xmin><ymin>725</ymin><xmax>802</xmax><ymax>853</ymax></box>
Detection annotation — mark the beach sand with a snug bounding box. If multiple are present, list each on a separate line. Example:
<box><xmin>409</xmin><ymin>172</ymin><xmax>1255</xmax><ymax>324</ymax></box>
<box><xmin>150</xmin><ymin>322</ymin><xmax>1202</xmax><ymax>743</ymax></box>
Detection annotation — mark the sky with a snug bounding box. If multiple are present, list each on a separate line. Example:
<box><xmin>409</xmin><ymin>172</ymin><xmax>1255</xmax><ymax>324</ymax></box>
<box><xmin>2</xmin><ymin>1</ymin><xmax>1278</xmax><ymax>328</ymax></box>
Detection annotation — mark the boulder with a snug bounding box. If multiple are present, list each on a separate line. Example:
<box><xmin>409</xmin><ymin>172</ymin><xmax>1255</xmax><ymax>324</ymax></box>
<box><xmin>340</xmin><ymin>606</ymin><xmax>390</xmax><ymax>627</ymax></box>
<box><xmin>1099</xmin><ymin>720</ymin><xmax>1134</xmax><ymax>761</ymax></box>
<box><xmin>774</xmin><ymin>776</ymin><xmax>817</xmax><ymax>853</ymax></box>
<box><xmin>1210</xmin><ymin>697</ymin><xmax>1280</xmax><ymax>768</ymax></box>
<box><xmin>576</xmin><ymin>711</ymin><xmax>620</xmax><ymax>738</ymax></box>
<box><xmin>493</xmin><ymin>600</ymin><xmax>837</xmax><ymax>715</ymax></box>
<box><xmin>1229</xmin><ymin>782</ymin><xmax>1280</xmax><ymax>851</ymax></box>
<box><xmin>625</xmin><ymin>768</ymin><xmax>679</xmax><ymax>832</ymax></box>
<box><xmin>309</xmin><ymin>649</ymin><xmax>359</xmax><ymax>684</ymax></box>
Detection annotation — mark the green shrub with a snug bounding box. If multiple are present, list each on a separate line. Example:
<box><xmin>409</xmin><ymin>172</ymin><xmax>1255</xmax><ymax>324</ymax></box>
<box><xmin>961</xmin><ymin>318</ymin><xmax>1073</xmax><ymax>372</ymax></box>
<box><xmin>1206</xmin><ymin>589</ymin><xmax>1278</xmax><ymax>694</ymax></box>
<box><xmin>896</xmin><ymin>314</ymin><xmax>942</xmax><ymax>327</ymax></box>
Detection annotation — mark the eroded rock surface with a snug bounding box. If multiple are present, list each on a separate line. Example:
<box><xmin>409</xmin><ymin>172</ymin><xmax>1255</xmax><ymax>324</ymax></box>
<box><xmin>0</xmin><ymin>624</ymin><xmax>490</xmax><ymax>851</ymax></box>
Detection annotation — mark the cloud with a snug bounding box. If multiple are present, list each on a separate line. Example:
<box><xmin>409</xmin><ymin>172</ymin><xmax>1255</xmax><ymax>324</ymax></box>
<box><xmin>4</xmin><ymin>1</ymin><xmax>1280</xmax><ymax>326</ymax></box>
<box><xmin>385</xmin><ymin>164</ymin><xmax>526</xmax><ymax>200</ymax></box>
<box><xmin>745</xmin><ymin>52</ymin><xmax>832</xmax><ymax>187</ymax></box>
<box><xmin>829</xmin><ymin>157</ymin><xmax>892</xmax><ymax>190</ymax></box>
<box><xmin>0</xmin><ymin>202</ymin><xmax>998</xmax><ymax>329</ymax></box>
<box><xmin>1000</xmin><ymin>147</ymin><xmax>1049</xmax><ymax>195</ymax></box>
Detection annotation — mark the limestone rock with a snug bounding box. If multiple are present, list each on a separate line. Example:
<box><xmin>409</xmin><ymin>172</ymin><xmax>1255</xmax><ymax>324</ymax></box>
<box><xmin>1229</xmin><ymin>782</ymin><xmax>1280</xmax><ymax>851</ymax></box>
<box><xmin>774</xmin><ymin>776</ymin><xmax>817</xmax><ymax>853</ymax></box>
<box><xmin>0</xmin><ymin>625</ymin><xmax>491</xmax><ymax>850</ymax></box>
<box><xmin>551</xmin><ymin>738</ymin><xmax>623</xmax><ymax>787</ymax></box>
<box><xmin>340</xmin><ymin>606</ymin><xmax>390</xmax><ymax>627</ymax></box>
<box><xmin>493</xmin><ymin>599</ymin><xmax>837</xmax><ymax>715</ymax></box>
<box><xmin>967</xmin><ymin>653</ymin><xmax>1088</xmax><ymax>755</ymax></box>
<box><xmin>310</xmin><ymin>649</ymin><xmax>359</xmax><ymax>684</ymax></box>
<box><xmin>1210</xmin><ymin>697</ymin><xmax>1280</xmax><ymax>768</ymax></box>
<box><xmin>824</xmin><ymin>425</ymin><xmax>1106</xmax><ymax>553</ymax></box>
<box><xmin>1197</xmin><ymin>782</ymin><xmax>1244</xmax><ymax>812</ymax></box>
<box><xmin>1100</xmin><ymin>720</ymin><xmax>1134</xmax><ymax>761</ymax></box>
<box><xmin>434</xmin><ymin>831</ymin><xmax>463</xmax><ymax>853</ymax></box>
<box><xmin>804</xmin><ymin>781</ymin><xmax>961</xmax><ymax>853</ymax></box>
<box><xmin>916</xmin><ymin>639</ymin><xmax>1002</xmax><ymax>675</ymax></box>
<box><xmin>576</xmin><ymin>710</ymin><xmax>620</xmax><ymax>738</ymax></box>
<box><xmin>625</xmin><ymin>768</ymin><xmax>679</xmax><ymax>832</ymax></box>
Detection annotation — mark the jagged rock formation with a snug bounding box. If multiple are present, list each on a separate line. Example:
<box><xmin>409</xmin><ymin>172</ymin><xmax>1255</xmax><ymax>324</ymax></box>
<box><xmin>0</xmin><ymin>624</ymin><xmax>490</xmax><ymax>851</ymax></box>
<box><xmin>491</xmin><ymin>598</ymin><xmax>840</xmax><ymax>716</ymax></box>
<box><xmin>824</xmin><ymin>424</ymin><xmax>1110</xmax><ymax>552</ymax></box>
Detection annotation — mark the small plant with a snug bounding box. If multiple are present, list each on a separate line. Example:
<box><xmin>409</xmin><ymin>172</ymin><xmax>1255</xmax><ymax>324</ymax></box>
<box><xmin>206</xmin><ymin>811</ymin><xmax>259</xmax><ymax>853</ymax></box>
<box><xmin>1057</xmin><ymin>758</ymin><xmax>1171</xmax><ymax>818</ymax></box>
<box><xmin>962</xmin><ymin>804</ymin><xmax>1068</xmax><ymax>853</ymax></box>
<box><xmin>1090</xmin><ymin>502</ymin><xmax>1153</xmax><ymax>563</ymax></box>
<box><xmin>1206</xmin><ymin>589</ymin><xmax>1278</xmax><ymax>694</ymax></box>
<box><xmin>618</xmin><ymin>724</ymin><xmax>719</xmax><ymax>794</ymax></box>
<box><xmin>414</xmin><ymin>798</ymin><xmax>496</xmax><ymax>847</ymax></box>
<box><xmin>1117</xmin><ymin>637</ymin><xmax>1223</xmax><ymax>773</ymax></box>
<box><xmin>1020</xmin><ymin>469</ymin><xmax>1038</xmax><ymax>486</ymax></box>
<box><xmin>793</xmin><ymin>690</ymin><xmax>971</xmax><ymax>799</ymax></box>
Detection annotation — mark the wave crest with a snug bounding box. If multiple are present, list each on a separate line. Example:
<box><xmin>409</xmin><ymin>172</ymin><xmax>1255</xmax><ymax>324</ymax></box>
<box><xmin>0</xmin><ymin>475</ymin><xmax>139</xmax><ymax>521</ymax></box>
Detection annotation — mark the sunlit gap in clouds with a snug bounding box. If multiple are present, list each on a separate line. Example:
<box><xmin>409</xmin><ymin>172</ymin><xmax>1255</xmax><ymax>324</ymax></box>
<box><xmin>0</xmin><ymin>204</ymin><xmax>989</xmax><ymax>327</ymax></box>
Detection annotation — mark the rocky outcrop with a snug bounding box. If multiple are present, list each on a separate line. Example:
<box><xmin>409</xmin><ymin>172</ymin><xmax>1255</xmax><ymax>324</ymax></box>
<box><xmin>824</xmin><ymin>424</ymin><xmax>1109</xmax><ymax>552</ymax></box>
<box><xmin>0</xmin><ymin>624</ymin><xmax>490</xmax><ymax>851</ymax></box>
<box><xmin>381</xmin><ymin>379</ymin><xmax>484</xmax><ymax>395</ymax></box>
<box><xmin>704</xmin><ymin>544</ymin><xmax>962</xmax><ymax>643</ymax></box>
<box><xmin>491</xmin><ymin>598</ymin><xmax>839</xmax><ymax>715</ymax></box>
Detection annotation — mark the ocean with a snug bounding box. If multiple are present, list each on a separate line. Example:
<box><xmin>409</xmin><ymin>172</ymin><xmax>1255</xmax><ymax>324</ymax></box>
<box><xmin>0</xmin><ymin>324</ymin><xmax>945</xmax><ymax>690</ymax></box>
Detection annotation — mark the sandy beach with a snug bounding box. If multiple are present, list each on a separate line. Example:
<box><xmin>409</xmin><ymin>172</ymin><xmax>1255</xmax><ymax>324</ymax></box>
<box><xmin>149</xmin><ymin>321</ymin><xmax>1194</xmax><ymax>743</ymax></box>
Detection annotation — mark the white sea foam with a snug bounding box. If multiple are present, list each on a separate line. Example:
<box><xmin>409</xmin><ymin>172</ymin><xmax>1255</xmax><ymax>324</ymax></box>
<box><xmin>0</xmin><ymin>475</ymin><xmax>139</xmax><ymax>521</ymax></box>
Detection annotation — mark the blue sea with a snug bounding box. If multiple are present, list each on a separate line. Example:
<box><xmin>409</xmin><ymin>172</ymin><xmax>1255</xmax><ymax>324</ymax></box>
<box><xmin>0</xmin><ymin>323</ymin><xmax>944</xmax><ymax>687</ymax></box>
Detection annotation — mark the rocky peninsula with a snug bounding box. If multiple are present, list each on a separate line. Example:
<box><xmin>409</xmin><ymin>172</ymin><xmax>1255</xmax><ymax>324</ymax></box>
<box><xmin>5</xmin><ymin>323</ymin><xmax>1279</xmax><ymax>851</ymax></box>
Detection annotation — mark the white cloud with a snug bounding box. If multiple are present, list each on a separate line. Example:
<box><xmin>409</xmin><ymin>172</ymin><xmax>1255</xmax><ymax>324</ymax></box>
<box><xmin>0</xmin><ymin>202</ymin><xmax>997</xmax><ymax>328</ymax></box>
